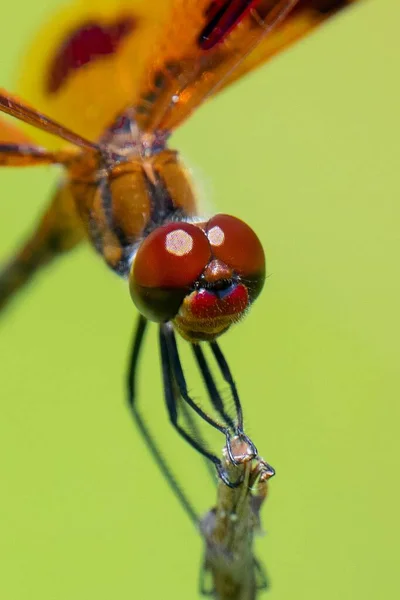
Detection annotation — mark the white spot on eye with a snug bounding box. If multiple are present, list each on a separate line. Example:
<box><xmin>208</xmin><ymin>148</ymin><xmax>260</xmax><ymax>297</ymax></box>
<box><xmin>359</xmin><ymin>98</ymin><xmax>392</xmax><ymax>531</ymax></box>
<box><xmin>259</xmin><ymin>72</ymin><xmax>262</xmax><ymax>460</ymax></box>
<box><xmin>207</xmin><ymin>225</ymin><xmax>225</xmax><ymax>247</ymax></box>
<box><xmin>165</xmin><ymin>229</ymin><xmax>193</xmax><ymax>256</ymax></box>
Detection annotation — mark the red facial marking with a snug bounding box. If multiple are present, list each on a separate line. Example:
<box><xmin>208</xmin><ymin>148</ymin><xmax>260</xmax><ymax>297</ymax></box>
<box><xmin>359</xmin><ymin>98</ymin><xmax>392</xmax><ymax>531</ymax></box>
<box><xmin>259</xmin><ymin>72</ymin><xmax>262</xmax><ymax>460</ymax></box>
<box><xmin>189</xmin><ymin>284</ymin><xmax>249</xmax><ymax>320</ymax></box>
<box><xmin>199</xmin><ymin>0</ymin><xmax>261</xmax><ymax>50</ymax></box>
<box><xmin>47</xmin><ymin>16</ymin><xmax>136</xmax><ymax>94</ymax></box>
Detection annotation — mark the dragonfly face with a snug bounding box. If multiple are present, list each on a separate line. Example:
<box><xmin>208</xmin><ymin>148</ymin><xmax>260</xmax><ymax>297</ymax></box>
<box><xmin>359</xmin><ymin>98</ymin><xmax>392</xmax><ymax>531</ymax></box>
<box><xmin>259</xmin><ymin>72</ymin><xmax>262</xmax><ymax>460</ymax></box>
<box><xmin>130</xmin><ymin>214</ymin><xmax>265</xmax><ymax>341</ymax></box>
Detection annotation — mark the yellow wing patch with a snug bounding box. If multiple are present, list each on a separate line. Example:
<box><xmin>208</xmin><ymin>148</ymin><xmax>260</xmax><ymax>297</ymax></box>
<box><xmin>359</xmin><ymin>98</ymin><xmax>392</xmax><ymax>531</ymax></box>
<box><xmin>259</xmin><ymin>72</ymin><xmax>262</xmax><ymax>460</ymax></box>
<box><xmin>15</xmin><ymin>0</ymin><xmax>361</xmax><ymax>147</ymax></box>
<box><xmin>17</xmin><ymin>0</ymin><xmax>175</xmax><ymax>145</ymax></box>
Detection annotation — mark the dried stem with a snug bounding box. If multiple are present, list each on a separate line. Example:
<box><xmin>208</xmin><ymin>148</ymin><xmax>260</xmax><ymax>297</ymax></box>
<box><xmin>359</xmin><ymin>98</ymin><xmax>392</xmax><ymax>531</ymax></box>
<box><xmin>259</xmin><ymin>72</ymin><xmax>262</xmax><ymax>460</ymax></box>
<box><xmin>200</xmin><ymin>436</ymin><xmax>274</xmax><ymax>600</ymax></box>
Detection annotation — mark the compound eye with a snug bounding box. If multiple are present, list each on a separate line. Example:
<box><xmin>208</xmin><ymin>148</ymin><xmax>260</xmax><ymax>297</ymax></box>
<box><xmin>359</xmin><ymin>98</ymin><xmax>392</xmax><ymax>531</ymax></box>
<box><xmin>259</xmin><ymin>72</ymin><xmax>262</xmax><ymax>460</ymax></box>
<box><xmin>206</xmin><ymin>214</ymin><xmax>265</xmax><ymax>301</ymax></box>
<box><xmin>130</xmin><ymin>221</ymin><xmax>211</xmax><ymax>322</ymax></box>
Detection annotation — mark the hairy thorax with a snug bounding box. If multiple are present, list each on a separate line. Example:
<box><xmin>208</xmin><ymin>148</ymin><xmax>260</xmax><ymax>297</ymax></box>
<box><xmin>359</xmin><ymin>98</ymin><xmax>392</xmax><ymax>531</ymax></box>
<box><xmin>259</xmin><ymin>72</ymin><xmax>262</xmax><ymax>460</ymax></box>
<box><xmin>65</xmin><ymin>114</ymin><xmax>199</xmax><ymax>276</ymax></box>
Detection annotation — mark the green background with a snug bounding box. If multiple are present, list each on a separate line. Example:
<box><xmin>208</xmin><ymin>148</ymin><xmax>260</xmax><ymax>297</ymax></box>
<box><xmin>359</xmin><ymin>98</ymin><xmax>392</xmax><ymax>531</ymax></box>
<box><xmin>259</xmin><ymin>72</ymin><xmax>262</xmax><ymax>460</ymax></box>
<box><xmin>0</xmin><ymin>0</ymin><xmax>398</xmax><ymax>598</ymax></box>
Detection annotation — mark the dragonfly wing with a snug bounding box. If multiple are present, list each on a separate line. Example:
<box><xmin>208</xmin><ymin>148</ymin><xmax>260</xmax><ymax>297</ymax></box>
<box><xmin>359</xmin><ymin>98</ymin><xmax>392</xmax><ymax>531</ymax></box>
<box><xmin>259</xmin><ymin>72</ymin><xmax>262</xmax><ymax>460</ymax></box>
<box><xmin>17</xmin><ymin>0</ymin><xmax>175</xmax><ymax>146</ymax></box>
<box><xmin>0</xmin><ymin>113</ymin><xmax>80</xmax><ymax>165</ymax></box>
<box><xmin>0</xmin><ymin>115</ymin><xmax>36</xmax><ymax>144</ymax></box>
<box><xmin>16</xmin><ymin>0</ymin><xmax>361</xmax><ymax>146</ymax></box>
<box><xmin>218</xmin><ymin>0</ymin><xmax>361</xmax><ymax>95</ymax></box>
<box><xmin>133</xmin><ymin>0</ymin><xmax>362</xmax><ymax>132</ymax></box>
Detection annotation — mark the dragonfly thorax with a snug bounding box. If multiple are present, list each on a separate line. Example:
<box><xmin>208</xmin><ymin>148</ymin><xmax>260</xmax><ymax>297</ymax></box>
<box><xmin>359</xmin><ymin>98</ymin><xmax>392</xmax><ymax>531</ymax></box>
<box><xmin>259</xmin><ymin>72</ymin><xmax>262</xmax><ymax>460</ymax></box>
<box><xmin>99</xmin><ymin>111</ymin><xmax>170</xmax><ymax>159</ymax></box>
<box><xmin>69</xmin><ymin>145</ymin><xmax>198</xmax><ymax>276</ymax></box>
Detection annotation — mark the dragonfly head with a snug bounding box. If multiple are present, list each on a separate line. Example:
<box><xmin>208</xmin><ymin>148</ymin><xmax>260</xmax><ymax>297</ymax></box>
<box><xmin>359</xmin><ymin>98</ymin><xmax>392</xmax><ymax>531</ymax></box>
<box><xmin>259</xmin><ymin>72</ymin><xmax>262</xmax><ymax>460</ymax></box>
<box><xmin>129</xmin><ymin>215</ymin><xmax>265</xmax><ymax>342</ymax></box>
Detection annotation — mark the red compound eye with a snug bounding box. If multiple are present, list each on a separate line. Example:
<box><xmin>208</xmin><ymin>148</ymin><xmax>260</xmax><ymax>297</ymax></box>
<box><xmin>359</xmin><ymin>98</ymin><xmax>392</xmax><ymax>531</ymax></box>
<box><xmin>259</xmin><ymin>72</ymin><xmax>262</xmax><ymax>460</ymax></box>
<box><xmin>130</xmin><ymin>222</ymin><xmax>211</xmax><ymax>322</ymax></box>
<box><xmin>206</xmin><ymin>214</ymin><xmax>265</xmax><ymax>301</ymax></box>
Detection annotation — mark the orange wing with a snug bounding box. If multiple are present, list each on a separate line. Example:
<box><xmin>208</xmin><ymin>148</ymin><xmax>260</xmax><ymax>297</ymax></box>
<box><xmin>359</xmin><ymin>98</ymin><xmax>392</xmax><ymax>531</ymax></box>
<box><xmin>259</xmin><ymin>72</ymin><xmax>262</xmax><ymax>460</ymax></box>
<box><xmin>0</xmin><ymin>116</ymin><xmax>34</xmax><ymax>145</ymax></box>
<box><xmin>16</xmin><ymin>0</ymin><xmax>361</xmax><ymax>146</ymax></box>
<box><xmin>0</xmin><ymin>112</ymin><xmax>81</xmax><ymax>166</ymax></box>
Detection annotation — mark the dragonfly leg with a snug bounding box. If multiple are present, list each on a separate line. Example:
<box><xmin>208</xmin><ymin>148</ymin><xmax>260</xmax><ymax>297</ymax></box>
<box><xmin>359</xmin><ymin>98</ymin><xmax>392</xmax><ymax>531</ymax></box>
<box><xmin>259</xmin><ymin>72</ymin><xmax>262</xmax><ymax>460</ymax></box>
<box><xmin>127</xmin><ymin>315</ymin><xmax>198</xmax><ymax>524</ymax></box>
<box><xmin>191</xmin><ymin>343</ymin><xmax>236</xmax><ymax>430</ymax></box>
<box><xmin>0</xmin><ymin>185</ymin><xmax>84</xmax><ymax>313</ymax></box>
<box><xmin>159</xmin><ymin>324</ymin><xmax>223</xmax><ymax>465</ymax></box>
<box><xmin>162</xmin><ymin>323</ymin><xmax>229</xmax><ymax>436</ymax></box>
<box><xmin>192</xmin><ymin>343</ymin><xmax>257</xmax><ymax>477</ymax></box>
<box><xmin>210</xmin><ymin>340</ymin><xmax>258</xmax><ymax>464</ymax></box>
<box><xmin>178</xmin><ymin>401</ymin><xmax>217</xmax><ymax>485</ymax></box>
<box><xmin>0</xmin><ymin>142</ymin><xmax>76</xmax><ymax>167</ymax></box>
<box><xmin>159</xmin><ymin>324</ymin><xmax>245</xmax><ymax>488</ymax></box>
<box><xmin>209</xmin><ymin>340</ymin><xmax>243</xmax><ymax>429</ymax></box>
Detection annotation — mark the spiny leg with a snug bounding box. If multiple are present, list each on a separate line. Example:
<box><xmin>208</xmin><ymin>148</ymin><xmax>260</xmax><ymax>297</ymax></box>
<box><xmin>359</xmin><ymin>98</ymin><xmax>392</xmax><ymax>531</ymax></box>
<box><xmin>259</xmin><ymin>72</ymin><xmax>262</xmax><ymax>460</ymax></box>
<box><xmin>126</xmin><ymin>315</ymin><xmax>198</xmax><ymax>524</ymax></box>
<box><xmin>210</xmin><ymin>340</ymin><xmax>258</xmax><ymax>463</ymax></box>
<box><xmin>0</xmin><ymin>181</ymin><xmax>84</xmax><ymax>313</ymax></box>
<box><xmin>210</xmin><ymin>341</ymin><xmax>243</xmax><ymax>429</ymax></box>
<box><xmin>162</xmin><ymin>324</ymin><xmax>228</xmax><ymax>435</ymax></box>
<box><xmin>192</xmin><ymin>343</ymin><xmax>257</xmax><ymax>464</ymax></box>
<box><xmin>191</xmin><ymin>343</ymin><xmax>236</xmax><ymax>430</ymax></box>
<box><xmin>159</xmin><ymin>324</ymin><xmax>224</xmax><ymax>466</ymax></box>
<box><xmin>0</xmin><ymin>143</ymin><xmax>76</xmax><ymax>167</ymax></box>
<box><xmin>160</xmin><ymin>324</ymin><xmax>244</xmax><ymax>487</ymax></box>
<box><xmin>176</xmin><ymin>399</ymin><xmax>217</xmax><ymax>486</ymax></box>
<box><xmin>0</xmin><ymin>175</ymin><xmax>85</xmax><ymax>311</ymax></box>
<box><xmin>0</xmin><ymin>135</ymin><xmax>84</xmax><ymax>313</ymax></box>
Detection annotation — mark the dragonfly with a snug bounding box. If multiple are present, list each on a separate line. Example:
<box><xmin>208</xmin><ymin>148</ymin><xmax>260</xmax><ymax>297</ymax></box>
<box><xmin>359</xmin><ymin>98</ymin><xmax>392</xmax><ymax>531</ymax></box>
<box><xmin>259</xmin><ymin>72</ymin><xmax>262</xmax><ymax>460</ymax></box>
<box><xmin>0</xmin><ymin>0</ymin><xmax>360</xmax><ymax>509</ymax></box>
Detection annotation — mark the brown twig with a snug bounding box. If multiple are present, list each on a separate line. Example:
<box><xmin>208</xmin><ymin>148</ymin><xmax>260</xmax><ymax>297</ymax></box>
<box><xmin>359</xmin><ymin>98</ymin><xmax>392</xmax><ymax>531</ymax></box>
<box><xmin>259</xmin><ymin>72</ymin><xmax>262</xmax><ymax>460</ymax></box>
<box><xmin>200</xmin><ymin>436</ymin><xmax>275</xmax><ymax>600</ymax></box>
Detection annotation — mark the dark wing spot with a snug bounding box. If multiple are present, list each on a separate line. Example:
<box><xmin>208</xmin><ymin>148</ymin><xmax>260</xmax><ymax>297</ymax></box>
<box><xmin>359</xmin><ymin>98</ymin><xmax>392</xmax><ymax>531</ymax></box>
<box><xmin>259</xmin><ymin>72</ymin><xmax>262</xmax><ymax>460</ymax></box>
<box><xmin>46</xmin><ymin>16</ymin><xmax>136</xmax><ymax>94</ymax></box>
<box><xmin>308</xmin><ymin>0</ymin><xmax>349</xmax><ymax>13</ymax></box>
<box><xmin>255</xmin><ymin>0</ymin><xmax>350</xmax><ymax>21</ymax></box>
<box><xmin>198</xmin><ymin>0</ymin><xmax>259</xmax><ymax>50</ymax></box>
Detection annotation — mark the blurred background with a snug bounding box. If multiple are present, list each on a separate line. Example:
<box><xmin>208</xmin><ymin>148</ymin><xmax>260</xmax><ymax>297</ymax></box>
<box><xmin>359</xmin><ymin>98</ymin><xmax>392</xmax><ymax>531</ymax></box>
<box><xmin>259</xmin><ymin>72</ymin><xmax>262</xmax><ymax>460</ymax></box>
<box><xmin>0</xmin><ymin>0</ymin><xmax>398</xmax><ymax>598</ymax></box>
